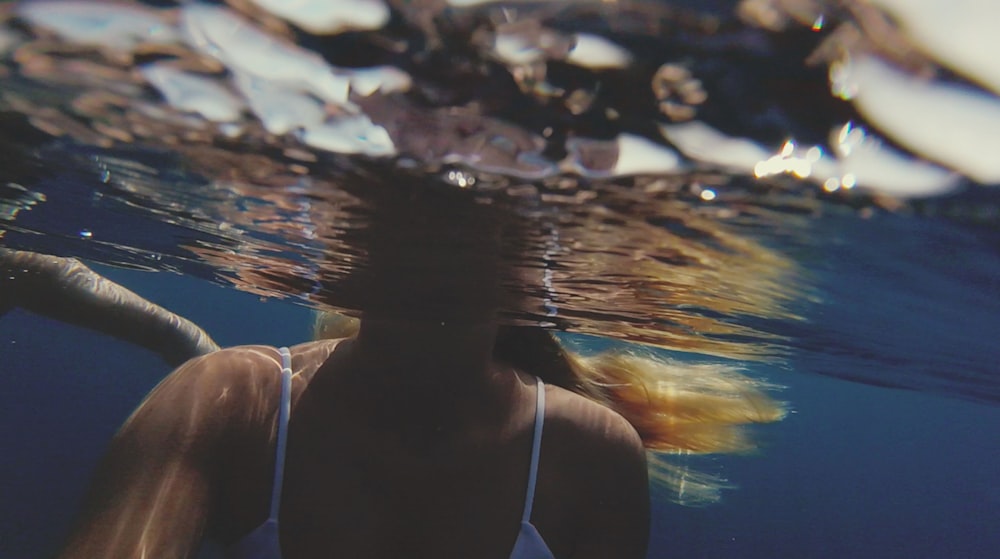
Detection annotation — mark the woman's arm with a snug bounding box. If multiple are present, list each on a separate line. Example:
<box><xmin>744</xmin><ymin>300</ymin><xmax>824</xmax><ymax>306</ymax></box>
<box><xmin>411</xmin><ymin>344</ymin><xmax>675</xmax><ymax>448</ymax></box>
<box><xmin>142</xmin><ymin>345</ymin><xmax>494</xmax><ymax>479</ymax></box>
<box><xmin>0</xmin><ymin>248</ymin><xmax>219</xmax><ymax>366</ymax></box>
<box><xmin>57</xmin><ymin>347</ymin><xmax>282</xmax><ymax>559</ymax></box>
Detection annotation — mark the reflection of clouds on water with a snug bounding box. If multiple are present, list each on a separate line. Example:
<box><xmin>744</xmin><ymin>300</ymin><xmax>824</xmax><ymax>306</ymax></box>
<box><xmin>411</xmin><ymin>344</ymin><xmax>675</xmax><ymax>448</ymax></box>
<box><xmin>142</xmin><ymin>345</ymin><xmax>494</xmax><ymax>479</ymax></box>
<box><xmin>665</xmin><ymin>120</ymin><xmax>958</xmax><ymax>197</ymax></box>
<box><xmin>832</xmin><ymin>55</ymin><xmax>1000</xmax><ymax>185</ymax></box>
<box><xmin>6</xmin><ymin>0</ymin><xmax>1000</xmax><ymax>195</ymax></box>
<box><xmin>16</xmin><ymin>1</ymin><xmax>176</xmax><ymax>50</ymax></box>
<box><xmin>139</xmin><ymin>64</ymin><xmax>244</xmax><ymax>123</ymax></box>
<box><xmin>245</xmin><ymin>0</ymin><xmax>390</xmax><ymax>35</ymax></box>
<box><xmin>867</xmin><ymin>0</ymin><xmax>1000</xmax><ymax>96</ymax></box>
<box><xmin>746</xmin><ymin>0</ymin><xmax>1000</xmax><ymax>192</ymax></box>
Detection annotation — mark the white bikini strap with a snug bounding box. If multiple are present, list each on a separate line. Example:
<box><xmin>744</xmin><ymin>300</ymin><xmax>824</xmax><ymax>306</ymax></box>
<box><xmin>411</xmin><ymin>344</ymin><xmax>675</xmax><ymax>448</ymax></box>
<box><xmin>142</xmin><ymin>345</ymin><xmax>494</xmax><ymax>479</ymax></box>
<box><xmin>521</xmin><ymin>377</ymin><xmax>546</xmax><ymax>523</ymax></box>
<box><xmin>269</xmin><ymin>346</ymin><xmax>293</xmax><ymax>521</ymax></box>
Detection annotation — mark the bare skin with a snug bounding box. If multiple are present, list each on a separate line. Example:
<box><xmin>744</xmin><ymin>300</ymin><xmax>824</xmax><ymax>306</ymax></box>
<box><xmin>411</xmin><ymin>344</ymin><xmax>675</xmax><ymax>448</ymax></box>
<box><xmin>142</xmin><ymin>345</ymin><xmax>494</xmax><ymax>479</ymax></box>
<box><xmin>57</xmin><ymin>317</ymin><xmax>649</xmax><ymax>559</ymax></box>
<box><xmin>0</xmin><ymin>248</ymin><xmax>219</xmax><ymax>366</ymax></box>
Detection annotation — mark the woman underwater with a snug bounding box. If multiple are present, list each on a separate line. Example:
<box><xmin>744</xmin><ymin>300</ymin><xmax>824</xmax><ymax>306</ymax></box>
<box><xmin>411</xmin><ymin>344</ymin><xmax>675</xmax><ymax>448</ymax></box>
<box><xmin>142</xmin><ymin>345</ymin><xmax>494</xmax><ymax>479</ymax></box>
<box><xmin>0</xmin><ymin>3</ymin><xmax>793</xmax><ymax>555</ymax></box>
<box><xmin>25</xmin><ymin>177</ymin><xmax>785</xmax><ymax>559</ymax></box>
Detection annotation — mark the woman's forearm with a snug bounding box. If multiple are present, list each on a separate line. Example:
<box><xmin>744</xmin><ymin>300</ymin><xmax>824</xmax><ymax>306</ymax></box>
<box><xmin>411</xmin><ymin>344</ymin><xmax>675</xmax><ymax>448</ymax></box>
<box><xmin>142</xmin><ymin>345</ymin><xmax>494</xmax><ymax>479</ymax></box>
<box><xmin>0</xmin><ymin>248</ymin><xmax>219</xmax><ymax>366</ymax></box>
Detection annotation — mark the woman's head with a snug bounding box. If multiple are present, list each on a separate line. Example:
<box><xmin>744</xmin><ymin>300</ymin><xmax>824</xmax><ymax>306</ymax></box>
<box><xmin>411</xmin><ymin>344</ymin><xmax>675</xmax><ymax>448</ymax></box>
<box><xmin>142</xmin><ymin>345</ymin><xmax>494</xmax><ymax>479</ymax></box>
<box><xmin>318</xmin><ymin>172</ymin><xmax>515</xmax><ymax>323</ymax></box>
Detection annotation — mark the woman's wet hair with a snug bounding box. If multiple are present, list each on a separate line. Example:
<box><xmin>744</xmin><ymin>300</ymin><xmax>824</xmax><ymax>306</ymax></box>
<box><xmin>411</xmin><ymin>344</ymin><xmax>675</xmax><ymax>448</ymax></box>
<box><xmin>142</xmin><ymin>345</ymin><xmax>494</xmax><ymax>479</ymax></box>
<box><xmin>316</xmin><ymin>170</ymin><xmax>509</xmax><ymax>322</ymax></box>
<box><xmin>495</xmin><ymin>324</ymin><xmax>787</xmax><ymax>505</ymax></box>
<box><xmin>313</xmin><ymin>312</ymin><xmax>785</xmax><ymax>505</ymax></box>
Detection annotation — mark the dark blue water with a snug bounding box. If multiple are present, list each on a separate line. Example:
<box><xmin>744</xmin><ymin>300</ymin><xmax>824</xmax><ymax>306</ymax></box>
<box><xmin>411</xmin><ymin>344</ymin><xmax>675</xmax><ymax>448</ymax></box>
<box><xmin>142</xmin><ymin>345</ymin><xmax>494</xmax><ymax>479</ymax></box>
<box><xmin>2</xmin><ymin>250</ymin><xmax>997</xmax><ymax>558</ymax></box>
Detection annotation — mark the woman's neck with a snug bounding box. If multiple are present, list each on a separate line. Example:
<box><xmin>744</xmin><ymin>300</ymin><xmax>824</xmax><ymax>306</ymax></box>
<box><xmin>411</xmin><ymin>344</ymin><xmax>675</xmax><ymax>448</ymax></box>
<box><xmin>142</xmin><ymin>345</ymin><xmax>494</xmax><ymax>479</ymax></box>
<box><xmin>311</xmin><ymin>313</ymin><xmax>523</xmax><ymax>440</ymax></box>
<box><xmin>350</xmin><ymin>315</ymin><xmax>499</xmax><ymax>382</ymax></box>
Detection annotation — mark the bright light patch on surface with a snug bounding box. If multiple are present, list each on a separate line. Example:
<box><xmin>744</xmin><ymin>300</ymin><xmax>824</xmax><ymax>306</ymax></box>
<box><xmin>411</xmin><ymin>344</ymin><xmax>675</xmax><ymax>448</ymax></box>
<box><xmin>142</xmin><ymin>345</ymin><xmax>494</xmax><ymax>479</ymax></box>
<box><xmin>447</xmin><ymin>0</ymin><xmax>552</xmax><ymax>6</ymax></box>
<box><xmin>754</xmin><ymin>140</ymin><xmax>815</xmax><ymax>179</ymax></box>
<box><xmin>827</xmin><ymin>122</ymin><xmax>958</xmax><ymax>196</ymax></box>
<box><xmin>780</xmin><ymin>140</ymin><xmax>795</xmax><ymax>157</ymax></box>
<box><xmin>663</xmin><ymin>118</ymin><xmax>955</xmax><ymax>197</ymax></box>
<box><xmin>868</xmin><ymin>0</ymin><xmax>1000</xmax><ymax>95</ymax></box>
<box><xmin>612</xmin><ymin>134</ymin><xmax>681</xmax><ymax>176</ymax></box>
<box><xmin>659</xmin><ymin>121</ymin><xmax>770</xmax><ymax>172</ymax></box>
<box><xmin>830</xmin><ymin>60</ymin><xmax>858</xmax><ymax>100</ymax></box>
<box><xmin>347</xmin><ymin>66</ymin><xmax>412</xmax><ymax>96</ymax></box>
<box><xmin>233</xmin><ymin>72</ymin><xmax>325</xmax><ymax>134</ymax></box>
<box><xmin>493</xmin><ymin>32</ymin><xmax>544</xmax><ymax>66</ymax></box>
<box><xmin>140</xmin><ymin>64</ymin><xmax>244</xmax><ymax>123</ymax></box>
<box><xmin>566</xmin><ymin>34</ymin><xmax>632</xmax><ymax>70</ymax></box>
<box><xmin>700</xmin><ymin>189</ymin><xmax>717</xmax><ymax>201</ymax></box>
<box><xmin>833</xmin><ymin>54</ymin><xmax>1000</xmax><ymax>183</ymax></box>
<box><xmin>249</xmin><ymin>0</ymin><xmax>389</xmax><ymax>34</ymax></box>
<box><xmin>444</xmin><ymin>170</ymin><xmax>477</xmax><ymax>188</ymax></box>
<box><xmin>749</xmin><ymin>122</ymin><xmax>957</xmax><ymax>197</ymax></box>
<box><xmin>296</xmin><ymin>115</ymin><xmax>396</xmax><ymax>157</ymax></box>
<box><xmin>181</xmin><ymin>4</ymin><xmax>350</xmax><ymax>106</ymax></box>
<box><xmin>811</xmin><ymin>14</ymin><xmax>825</xmax><ymax>31</ymax></box>
<box><xmin>17</xmin><ymin>1</ymin><xmax>176</xmax><ymax>50</ymax></box>
<box><xmin>836</xmin><ymin>122</ymin><xmax>866</xmax><ymax>156</ymax></box>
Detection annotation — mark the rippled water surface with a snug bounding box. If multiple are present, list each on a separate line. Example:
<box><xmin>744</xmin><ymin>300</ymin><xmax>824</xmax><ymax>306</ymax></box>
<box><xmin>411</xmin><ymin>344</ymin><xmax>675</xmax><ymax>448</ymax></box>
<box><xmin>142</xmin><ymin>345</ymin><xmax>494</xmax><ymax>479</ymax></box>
<box><xmin>2</xmin><ymin>0</ymin><xmax>997</xmax><ymax>401</ymax></box>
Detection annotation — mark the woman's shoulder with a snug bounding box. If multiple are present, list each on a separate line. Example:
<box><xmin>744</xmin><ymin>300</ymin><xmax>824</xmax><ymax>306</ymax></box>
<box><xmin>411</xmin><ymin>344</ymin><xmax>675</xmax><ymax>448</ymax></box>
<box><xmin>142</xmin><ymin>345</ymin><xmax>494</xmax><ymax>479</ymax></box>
<box><xmin>538</xmin><ymin>382</ymin><xmax>649</xmax><ymax>551</ymax></box>
<box><xmin>541</xmin><ymin>383</ymin><xmax>645</xmax><ymax>462</ymax></box>
<box><xmin>173</xmin><ymin>340</ymin><xmax>343</xmax><ymax>381</ymax></box>
<box><xmin>164</xmin><ymin>344</ymin><xmax>283</xmax><ymax>394</ymax></box>
<box><xmin>118</xmin><ymin>340</ymin><xmax>343</xmax><ymax>442</ymax></box>
<box><xmin>146</xmin><ymin>340</ymin><xmax>344</xmax><ymax>414</ymax></box>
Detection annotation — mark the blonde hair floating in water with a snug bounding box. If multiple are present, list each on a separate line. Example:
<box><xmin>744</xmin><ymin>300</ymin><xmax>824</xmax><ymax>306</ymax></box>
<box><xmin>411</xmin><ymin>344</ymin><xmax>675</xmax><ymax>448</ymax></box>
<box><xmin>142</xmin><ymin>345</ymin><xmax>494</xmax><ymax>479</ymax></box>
<box><xmin>312</xmin><ymin>312</ymin><xmax>786</xmax><ymax>505</ymax></box>
<box><xmin>563</xmin><ymin>350</ymin><xmax>786</xmax><ymax>505</ymax></box>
